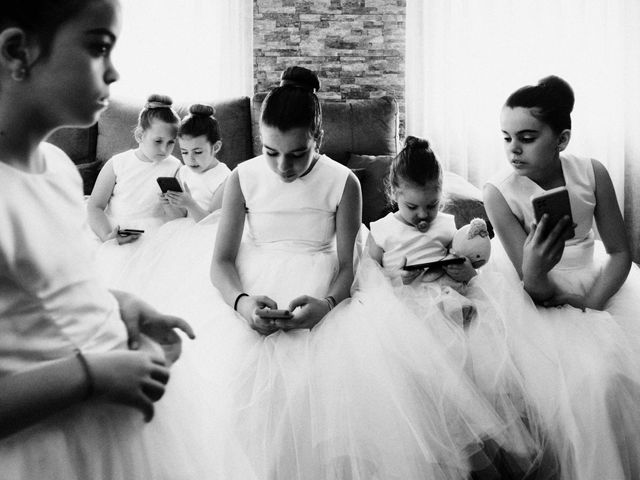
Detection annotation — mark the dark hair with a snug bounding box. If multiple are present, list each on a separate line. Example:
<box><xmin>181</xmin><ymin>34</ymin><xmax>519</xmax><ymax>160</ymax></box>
<box><xmin>385</xmin><ymin>136</ymin><xmax>442</xmax><ymax>204</ymax></box>
<box><xmin>260</xmin><ymin>66</ymin><xmax>322</xmax><ymax>141</ymax></box>
<box><xmin>505</xmin><ymin>75</ymin><xmax>575</xmax><ymax>133</ymax></box>
<box><xmin>134</xmin><ymin>94</ymin><xmax>180</xmax><ymax>139</ymax></box>
<box><xmin>179</xmin><ymin>104</ymin><xmax>221</xmax><ymax>144</ymax></box>
<box><xmin>1</xmin><ymin>0</ymin><xmax>98</xmax><ymax>58</ymax></box>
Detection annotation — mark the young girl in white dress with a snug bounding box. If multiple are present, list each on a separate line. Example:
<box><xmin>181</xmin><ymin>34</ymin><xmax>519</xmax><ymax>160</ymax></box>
<box><xmin>0</xmin><ymin>1</ymin><xmax>255</xmax><ymax>478</ymax></box>
<box><xmin>366</xmin><ymin>136</ymin><xmax>551</xmax><ymax>477</ymax></box>
<box><xmin>484</xmin><ymin>75</ymin><xmax>640</xmax><ymax>480</ymax></box>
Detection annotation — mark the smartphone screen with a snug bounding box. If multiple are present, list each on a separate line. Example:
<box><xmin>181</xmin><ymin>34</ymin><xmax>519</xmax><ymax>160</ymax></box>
<box><xmin>256</xmin><ymin>309</ymin><xmax>293</xmax><ymax>319</ymax></box>
<box><xmin>157</xmin><ymin>176</ymin><xmax>183</xmax><ymax>193</ymax></box>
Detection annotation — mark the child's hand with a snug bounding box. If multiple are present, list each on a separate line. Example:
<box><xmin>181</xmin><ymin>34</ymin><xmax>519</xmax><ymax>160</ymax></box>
<box><xmin>113</xmin><ymin>291</ymin><xmax>195</xmax><ymax>362</ymax></box>
<box><xmin>111</xmin><ymin>225</ymin><xmax>143</xmax><ymax>245</ymax></box>
<box><xmin>444</xmin><ymin>257</ymin><xmax>477</xmax><ymax>283</ymax></box>
<box><xmin>85</xmin><ymin>348</ymin><xmax>169</xmax><ymax>421</ymax></box>
<box><xmin>238</xmin><ymin>294</ymin><xmax>280</xmax><ymax>335</ymax></box>
<box><xmin>268</xmin><ymin>295</ymin><xmax>329</xmax><ymax>331</ymax></box>
<box><xmin>398</xmin><ymin>257</ymin><xmax>422</xmax><ymax>285</ymax></box>
<box><xmin>523</xmin><ymin>214</ymin><xmax>570</xmax><ymax>277</ymax></box>
<box><xmin>165</xmin><ymin>183</ymin><xmax>195</xmax><ymax>209</ymax></box>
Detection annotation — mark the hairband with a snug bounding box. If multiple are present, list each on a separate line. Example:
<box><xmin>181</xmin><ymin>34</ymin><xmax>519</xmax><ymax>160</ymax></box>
<box><xmin>145</xmin><ymin>101</ymin><xmax>171</xmax><ymax>109</ymax></box>
<box><xmin>279</xmin><ymin>79</ymin><xmax>316</xmax><ymax>93</ymax></box>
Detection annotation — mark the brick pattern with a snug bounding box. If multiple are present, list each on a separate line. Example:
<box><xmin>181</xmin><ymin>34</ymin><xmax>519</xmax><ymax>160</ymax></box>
<box><xmin>253</xmin><ymin>0</ymin><xmax>406</xmax><ymax>135</ymax></box>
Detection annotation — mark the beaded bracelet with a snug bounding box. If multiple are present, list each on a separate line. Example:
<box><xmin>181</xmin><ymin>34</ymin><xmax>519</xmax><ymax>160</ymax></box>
<box><xmin>234</xmin><ymin>292</ymin><xmax>249</xmax><ymax>311</ymax></box>
<box><xmin>75</xmin><ymin>350</ymin><xmax>95</xmax><ymax>400</ymax></box>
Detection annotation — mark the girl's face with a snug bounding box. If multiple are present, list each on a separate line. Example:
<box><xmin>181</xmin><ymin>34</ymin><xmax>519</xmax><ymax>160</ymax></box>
<box><xmin>500</xmin><ymin>106</ymin><xmax>564</xmax><ymax>183</ymax></box>
<box><xmin>30</xmin><ymin>0</ymin><xmax>122</xmax><ymax>128</ymax></box>
<box><xmin>138</xmin><ymin>119</ymin><xmax>178</xmax><ymax>162</ymax></box>
<box><xmin>260</xmin><ymin>124</ymin><xmax>318</xmax><ymax>183</ymax></box>
<box><xmin>393</xmin><ymin>179</ymin><xmax>442</xmax><ymax>233</ymax></box>
<box><xmin>179</xmin><ymin>135</ymin><xmax>220</xmax><ymax>173</ymax></box>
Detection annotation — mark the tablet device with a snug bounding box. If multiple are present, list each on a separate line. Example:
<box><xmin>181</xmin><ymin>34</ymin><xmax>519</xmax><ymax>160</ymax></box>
<box><xmin>156</xmin><ymin>176</ymin><xmax>183</xmax><ymax>193</ymax></box>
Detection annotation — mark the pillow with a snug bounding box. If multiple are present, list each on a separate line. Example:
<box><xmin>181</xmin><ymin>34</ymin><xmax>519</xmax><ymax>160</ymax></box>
<box><xmin>441</xmin><ymin>172</ymin><xmax>493</xmax><ymax>237</ymax></box>
<box><xmin>346</xmin><ymin>154</ymin><xmax>394</xmax><ymax>226</ymax></box>
<box><xmin>76</xmin><ymin>159</ymin><xmax>103</xmax><ymax>196</ymax></box>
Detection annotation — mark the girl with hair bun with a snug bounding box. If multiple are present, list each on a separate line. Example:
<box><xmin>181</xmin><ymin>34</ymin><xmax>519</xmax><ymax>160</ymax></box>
<box><xmin>88</xmin><ymin>93</ymin><xmax>182</xmax><ymax>241</ymax></box>
<box><xmin>162</xmin><ymin>103</ymin><xmax>230</xmax><ymax>221</ymax></box>
<box><xmin>484</xmin><ymin>75</ymin><xmax>640</xmax><ymax>480</ymax></box>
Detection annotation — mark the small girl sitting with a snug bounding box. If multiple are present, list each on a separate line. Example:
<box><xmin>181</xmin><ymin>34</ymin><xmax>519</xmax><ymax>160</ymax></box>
<box><xmin>162</xmin><ymin>103</ymin><xmax>230</xmax><ymax>222</ymax></box>
<box><xmin>365</xmin><ymin>136</ymin><xmax>547</xmax><ymax>475</ymax></box>
<box><xmin>87</xmin><ymin>94</ymin><xmax>182</xmax><ymax>243</ymax></box>
<box><xmin>367</xmin><ymin>136</ymin><xmax>479</xmax><ymax>325</ymax></box>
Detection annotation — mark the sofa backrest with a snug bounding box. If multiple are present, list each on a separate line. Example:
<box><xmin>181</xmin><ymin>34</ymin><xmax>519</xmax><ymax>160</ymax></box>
<box><xmin>250</xmin><ymin>94</ymin><xmax>399</xmax><ymax>164</ymax></box>
<box><xmin>96</xmin><ymin>96</ymin><xmax>253</xmax><ymax>170</ymax></box>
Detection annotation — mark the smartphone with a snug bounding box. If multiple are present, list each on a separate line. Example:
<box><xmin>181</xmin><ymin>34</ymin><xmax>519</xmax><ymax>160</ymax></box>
<box><xmin>403</xmin><ymin>256</ymin><xmax>465</xmax><ymax>271</ymax></box>
<box><xmin>256</xmin><ymin>308</ymin><xmax>293</xmax><ymax>319</ymax></box>
<box><xmin>117</xmin><ymin>228</ymin><xmax>145</xmax><ymax>237</ymax></box>
<box><xmin>530</xmin><ymin>186</ymin><xmax>575</xmax><ymax>238</ymax></box>
<box><xmin>156</xmin><ymin>176</ymin><xmax>183</xmax><ymax>193</ymax></box>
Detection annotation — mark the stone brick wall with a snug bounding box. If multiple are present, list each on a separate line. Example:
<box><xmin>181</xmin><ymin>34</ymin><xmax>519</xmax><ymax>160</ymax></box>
<box><xmin>253</xmin><ymin>0</ymin><xmax>406</xmax><ymax>135</ymax></box>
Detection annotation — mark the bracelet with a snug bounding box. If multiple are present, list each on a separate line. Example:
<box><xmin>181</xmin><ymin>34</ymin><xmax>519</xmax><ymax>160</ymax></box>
<box><xmin>324</xmin><ymin>295</ymin><xmax>337</xmax><ymax>311</ymax></box>
<box><xmin>75</xmin><ymin>350</ymin><xmax>95</xmax><ymax>400</ymax></box>
<box><xmin>234</xmin><ymin>293</ymin><xmax>249</xmax><ymax>311</ymax></box>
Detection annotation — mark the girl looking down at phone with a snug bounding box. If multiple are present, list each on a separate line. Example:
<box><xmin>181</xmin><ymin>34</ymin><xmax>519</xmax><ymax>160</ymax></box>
<box><xmin>162</xmin><ymin>103</ymin><xmax>230</xmax><ymax>222</ymax></box>
<box><xmin>87</xmin><ymin>93</ymin><xmax>182</xmax><ymax>243</ymax></box>
<box><xmin>483</xmin><ymin>75</ymin><xmax>640</xmax><ymax>480</ymax></box>
<box><xmin>365</xmin><ymin>136</ymin><xmax>549</xmax><ymax>476</ymax></box>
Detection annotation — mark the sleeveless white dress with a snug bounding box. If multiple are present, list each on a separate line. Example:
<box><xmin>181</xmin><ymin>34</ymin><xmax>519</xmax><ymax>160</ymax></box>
<box><xmin>114</xmin><ymin>154</ymin><xmax>519</xmax><ymax>479</ymax></box>
<box><xmin>486</xmin><ymin>153</ymin><xmax>640</xmax><ymax>480</ymax></box>
<box><xmin>0</xmin><ymin>143</ymin><xmax>251</xmax><ymax>480</ymax></box>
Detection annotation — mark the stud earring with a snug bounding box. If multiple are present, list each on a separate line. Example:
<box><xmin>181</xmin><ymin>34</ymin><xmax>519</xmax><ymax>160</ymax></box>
<box><xmin>11</xmin><ymin>67</ymin><xmax>27</xmax><ymax>82</ymax></box>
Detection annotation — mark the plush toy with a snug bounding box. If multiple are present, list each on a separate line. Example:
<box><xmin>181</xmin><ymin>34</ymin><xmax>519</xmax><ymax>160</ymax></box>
<box><xmin>450</xmin><ymin>217</ymin><xmax>491</xmax><ymax>269</ymax></box>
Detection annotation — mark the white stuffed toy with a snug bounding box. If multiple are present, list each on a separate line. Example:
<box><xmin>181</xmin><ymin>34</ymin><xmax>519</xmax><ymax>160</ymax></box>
<box><xmin>450</xmin><ymin>218</ymin><xmax>491</xmax><ymax>269</ymax></box>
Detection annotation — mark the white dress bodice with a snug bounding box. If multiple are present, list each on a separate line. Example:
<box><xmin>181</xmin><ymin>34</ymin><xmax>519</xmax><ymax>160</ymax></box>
<box><xmin>0</xmin><ymin>143</ymin><xmax>126</xmax><ymax>375</ymax></box>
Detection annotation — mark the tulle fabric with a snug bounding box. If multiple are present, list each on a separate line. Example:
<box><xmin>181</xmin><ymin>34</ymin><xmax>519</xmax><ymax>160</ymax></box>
<box><xmin>112</xmin><ymin>213</ymin><xmax>522</xmax><ymax>479</ymax></box>
<box><xmin>485</xmin><ymin>239</ymin><xmax>640</xmax><ymax>480</ymax></box>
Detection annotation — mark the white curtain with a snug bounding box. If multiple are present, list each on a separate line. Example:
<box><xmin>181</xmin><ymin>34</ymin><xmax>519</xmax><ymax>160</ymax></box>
<box><xmin>406</xmin><ymin>0</ymin><xmax>640</xmax><ymax>213</ymax></box>
<box><xmin>110</xmin><ymin>0</ymin><xmax>253</xmax><ymax>101</ymax></box>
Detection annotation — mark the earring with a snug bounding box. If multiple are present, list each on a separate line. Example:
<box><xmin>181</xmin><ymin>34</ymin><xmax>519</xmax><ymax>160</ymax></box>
<box><xmin>11</xmin><ymin>67</ymin><xmax>26</xmax><ymax>82</ymax></box>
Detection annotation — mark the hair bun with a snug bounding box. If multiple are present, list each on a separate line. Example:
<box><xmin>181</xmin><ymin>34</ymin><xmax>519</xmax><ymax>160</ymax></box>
<box><xmin>537</xmin><ymin>75</ymin><xmax>575</xmax><ymax>113</ymax></box>
<box><xmin>189</xmin><ymin>103</ymin><xmax>215</xmax><ymax>117</ymax></box>
<box><xmin>280</xmin><ymin>66</ymin><xmax>321</xmax><ymax>93</ymax></box>
<box><xmin>404</xmin><ymin>135</ymin><xmax>430</xmax><ymax>150</ymax></box>
<box><xmin>146</xmin><ymin>94</ymin><xmax>173</xmax><ymax>109</ymax></box>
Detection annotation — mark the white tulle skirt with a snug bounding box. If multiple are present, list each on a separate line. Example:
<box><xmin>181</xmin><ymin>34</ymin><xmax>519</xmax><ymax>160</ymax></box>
<box><xmin>110</xmin><ymin>216</ymin><xmax>530</xmax><ymax>479</ymax></box>
<box><xmin>485</xmin><ymin>238</ymin><xmax>640</xmax><ymax>480</ymax></box>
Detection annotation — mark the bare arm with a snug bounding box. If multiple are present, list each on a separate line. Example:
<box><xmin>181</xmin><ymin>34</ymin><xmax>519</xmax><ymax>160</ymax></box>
<box><xmin>86</xmin><ymin>158</ymin><xmax>117</xmax><ymax>241</ymax></box>
<box><xmin>583</xmin><ymin>159</ymin><xmax>631</xmax><ymax>309</ymax></box>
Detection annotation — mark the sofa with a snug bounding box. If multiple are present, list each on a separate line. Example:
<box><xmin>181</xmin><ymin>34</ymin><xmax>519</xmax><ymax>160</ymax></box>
<box><xmin>45</xmin><ymin>94</ymin><xmax>490</xmax><ymax>230</ymax></box>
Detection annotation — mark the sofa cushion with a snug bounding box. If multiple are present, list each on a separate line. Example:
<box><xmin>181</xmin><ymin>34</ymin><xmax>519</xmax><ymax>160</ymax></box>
<box><xmin>346</xmin><ymin>153</ymin><xmax>492</xmax><ymax>235</ymax></box>
<box><xmin>46</xmin><ymin>125</ymin><xmax>98</xmax><ymax>165</ymax></box>
<box><xmin>251</xmin><ymin>94</ymin><xmax>399</xmax><ymax>165</ymax></box>
<box><xmin>97</xmin><ymin>96</ymin><xmax>253</xmax><ymax>170</ymax></box>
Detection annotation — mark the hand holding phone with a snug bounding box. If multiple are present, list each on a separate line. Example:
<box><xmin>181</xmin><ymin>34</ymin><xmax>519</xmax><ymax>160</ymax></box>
<box><xmin>530</xmin><ymin>186</ymin><xmax>575</xmax><ymax>239</ymax></box>
<box><xmin>156</xmin><ymin>176</ymin><xmax>183</xmax><ymax>193</ymax></box>
<box><xmin>256</xmin><ymin>308</ymin><xmax>293</xmax><ymax>320</ymax></box>
<box><xmin>402</xmin><ymin>256</ymin><xmax>465</xmax><ymax>271</ymax></box>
